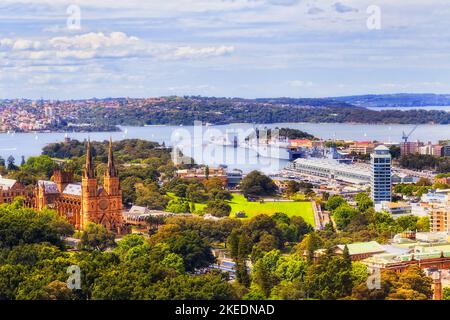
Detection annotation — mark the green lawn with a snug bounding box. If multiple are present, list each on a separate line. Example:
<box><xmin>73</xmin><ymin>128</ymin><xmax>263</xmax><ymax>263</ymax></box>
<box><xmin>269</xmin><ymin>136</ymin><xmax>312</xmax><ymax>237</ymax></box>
<box><xmin>167</xmin><ymin>193</ymin><xmax>315</xmax><ymax>226</ymax></box>
<box><xmin>227</xmin><ymin>194</ymin><xmax>314</xmax><ymax>225</ymax></box>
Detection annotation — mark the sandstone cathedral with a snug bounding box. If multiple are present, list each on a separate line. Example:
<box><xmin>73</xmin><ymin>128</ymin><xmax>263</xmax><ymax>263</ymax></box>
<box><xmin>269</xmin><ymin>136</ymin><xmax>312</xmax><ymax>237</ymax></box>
<box><xmin>35</xmin><ymin>139</ymin><xmax>124</xmax><ymax>233</ymax></box>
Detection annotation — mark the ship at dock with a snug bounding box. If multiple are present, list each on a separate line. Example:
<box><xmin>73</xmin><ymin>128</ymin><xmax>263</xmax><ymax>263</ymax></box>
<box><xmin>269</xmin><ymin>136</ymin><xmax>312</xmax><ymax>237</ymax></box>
<box><xmin>207</xmin><ymin>128</ymin><xmax>340</xmax><ymax>161</ymax></box>
<box><xmin>240</xmin><ymin>139</ymin><xmax>291</xmax><ymax>160</ymax></box>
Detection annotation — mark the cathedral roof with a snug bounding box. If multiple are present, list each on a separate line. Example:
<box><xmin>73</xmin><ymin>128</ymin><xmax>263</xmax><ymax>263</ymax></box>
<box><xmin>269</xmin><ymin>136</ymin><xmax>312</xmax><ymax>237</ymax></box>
<box><xmin>0</xmin><ymin>177</ymin><xmax>18</xmax><ymax>190</ymax></box>
<box><xmin>38</xmin><ymin>180</ymin><xmax>59</xmax><ymax>194</ymax></box>
<box><xmin>63</xmin><ymin>183</ymin><xmax>81</xmax><ymax>196</ymax></box>
<box><xmin>128</xmin><ymin>205</ymin><xmax>150</xmax><ymax>215</ymax></box>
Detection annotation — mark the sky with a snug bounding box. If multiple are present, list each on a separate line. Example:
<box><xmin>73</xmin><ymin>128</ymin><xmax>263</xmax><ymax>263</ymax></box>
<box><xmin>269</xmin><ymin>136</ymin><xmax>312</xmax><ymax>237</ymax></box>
<box><xmin>1</xmin><ymin>0</ymin><xmax>450</xmax><ymax>99</ymax></box>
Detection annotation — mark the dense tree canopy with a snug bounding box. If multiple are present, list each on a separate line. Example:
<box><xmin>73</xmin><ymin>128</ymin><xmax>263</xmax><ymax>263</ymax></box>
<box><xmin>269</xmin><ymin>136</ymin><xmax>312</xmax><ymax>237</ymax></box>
<box><xmin>400</xmin><ymin>154</ymin><xmax>450</xmax><ymax>173</ymax></box>
<box><xmin>0</xmin><ymin>135</ymin><xmax>440</xmax><ymax>301</ymax></box>
<box><xmin>0</xmin><ymin>199</ymin><xmax>73</xmax><ymax>248</ymax></box>
<box><xmin>68</xmin><ymin>96</ymin><xmax>450</xmax><ymax>128</ymax></box>
<box><xmin>240</xmin><ymin>171</ymin><xmax>278</xmax><ymax>197</ymax></box>
<box><xmin>205</xmin><ymin>200</ymin><xmax>232</xmax><ymax>218</ymax></box>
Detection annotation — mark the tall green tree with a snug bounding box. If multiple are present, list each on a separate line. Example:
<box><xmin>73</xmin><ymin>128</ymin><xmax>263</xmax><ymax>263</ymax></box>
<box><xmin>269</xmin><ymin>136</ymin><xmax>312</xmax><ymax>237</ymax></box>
<box><xmin>240</xmin><ymin>171</ymin><xmax>277</xmax><ymax>197</ymax></box>
<box><xmin>0</xmin><ymin>202</ymin><xmax>73</xmax><ymax>248</ymax></box>
<box><xmin>354</xmin><ymin>192</ymin><xmax>374</xmax><ymax>212</ymax></box>
<box><xmin>6</xmin><ymin>155</ymin><xmax>17</xmax><ymax>171</ymax></box>
<box><xmin>333</xmin><ymin>205</ymin><xmax>359</xmax><ymax>230</ymax></box>
<box><xmin>325</xmin><ymin>195</ymin><xmax>346</xmax><ymax>211</ymax></box>
<box><xmin>205</xmin><ymin>200</ymin><xmax>231</xmax><ymax>218</ymax></box>
<box><xmin>252</xmin><ymin>250</ymin><xmax>281</xmax><ymax>297</ymax></box>
<box><xmin>304</xmin><ymin>248</ymin><xmax>353</xmax><ymax>299</ymax></box>
<box><xmin>78</xmin><ymin>223</ymin><xmax>115</xmax><ymax>252</ymax></box>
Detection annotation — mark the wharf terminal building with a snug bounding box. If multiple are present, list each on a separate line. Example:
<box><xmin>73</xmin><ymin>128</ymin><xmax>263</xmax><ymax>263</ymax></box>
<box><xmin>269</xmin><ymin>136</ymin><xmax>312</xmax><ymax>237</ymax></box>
<box><xmin>286</xmin><ymin>157</ymin><xmax>407</xmax><ymax>189</ymax></box>
<box><xmin>286</xmin><ymin>158</ymin><xmax>372</xmax><ymax>186</ymax></box>
<box><xmin>286</xmin><ymin>145</ymin><xmax>394</xmax><ymax>204</ymax></box>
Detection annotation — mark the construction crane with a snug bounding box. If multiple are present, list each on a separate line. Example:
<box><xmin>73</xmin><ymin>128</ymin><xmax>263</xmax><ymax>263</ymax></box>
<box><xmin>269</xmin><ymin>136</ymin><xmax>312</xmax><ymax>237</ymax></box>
<box><xmin>402</xmin><ymin>124</ymin><xmax>419</xmax><ymax>143</ymax></box>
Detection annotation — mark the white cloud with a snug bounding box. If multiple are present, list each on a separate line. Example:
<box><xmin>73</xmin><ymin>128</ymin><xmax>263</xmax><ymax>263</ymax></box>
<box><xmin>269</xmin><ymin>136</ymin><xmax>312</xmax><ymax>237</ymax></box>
<box><xmin>12</xmin><ymin>39</ymin><xmax>42</xmax><ymax>50</ymax></box>
<box><xmin>49</xmin><ymin>32</ymin><xmax>139</xmax><ymax>50</ymax></box>
<box><xmin>0</xmin><ymin>32</ymin><xmax>235</xmax><ymax>65</ymax></box>
<box><xmin>2</xmin><ymin>0</ymin><xmax>450</xmax><ymax>98</ymax></box>
<box><xmin>0</xmin><ymin>38</ymin><xmax>14</xmax><ymax>48</ymax></box>
<box><xmin>173</xmin><ymin>46</ymin><xmax>235</xmax><ymax>59</ymax></box>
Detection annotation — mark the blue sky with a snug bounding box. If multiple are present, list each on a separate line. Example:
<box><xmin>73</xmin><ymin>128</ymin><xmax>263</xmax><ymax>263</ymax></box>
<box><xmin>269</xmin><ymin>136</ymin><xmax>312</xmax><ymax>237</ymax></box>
<box><xmin>0</xmin><ymin>0</ymin><xmax>449</xmax><ymax>99</ymax></box>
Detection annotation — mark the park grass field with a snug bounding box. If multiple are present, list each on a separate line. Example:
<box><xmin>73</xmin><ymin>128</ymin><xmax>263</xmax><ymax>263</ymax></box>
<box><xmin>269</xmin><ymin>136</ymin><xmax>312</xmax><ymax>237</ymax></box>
<box><xmin>167</xmin><ymin>193</ymin><xmax>315</xmax><ymax>226</ymax></box>
<box><xmin>227</xmin><ymin>194</ymin><xmax>314</xmax><ymax>225</ymax></box>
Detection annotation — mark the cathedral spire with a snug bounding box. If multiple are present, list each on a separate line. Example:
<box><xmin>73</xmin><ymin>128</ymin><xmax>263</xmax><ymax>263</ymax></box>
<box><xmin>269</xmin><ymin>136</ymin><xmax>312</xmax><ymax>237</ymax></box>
<box><xmin>84</xmin><ymin>139</ymin><xmax>95</xmax><ymax>178</ymax></box>
<box><xmin>106</xmin><ymin>137</ymin><xmax>117</xmax><ymax>177</ymax></box>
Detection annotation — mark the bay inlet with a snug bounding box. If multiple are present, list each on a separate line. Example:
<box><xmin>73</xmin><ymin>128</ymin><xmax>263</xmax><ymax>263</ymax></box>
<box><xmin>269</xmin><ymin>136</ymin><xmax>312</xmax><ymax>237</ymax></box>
<box><xmin>1</xmin><ymin>122</ymin><xmax>449</xmax><ymax>174</ymax></box>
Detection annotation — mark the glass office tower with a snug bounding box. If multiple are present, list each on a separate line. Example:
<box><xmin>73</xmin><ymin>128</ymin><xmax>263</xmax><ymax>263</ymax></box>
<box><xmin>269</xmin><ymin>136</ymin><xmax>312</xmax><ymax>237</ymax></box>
<box><xmin>371</xmin><ymin>145</ymin><xmax>392</xmax><ymax>204</ymax></box>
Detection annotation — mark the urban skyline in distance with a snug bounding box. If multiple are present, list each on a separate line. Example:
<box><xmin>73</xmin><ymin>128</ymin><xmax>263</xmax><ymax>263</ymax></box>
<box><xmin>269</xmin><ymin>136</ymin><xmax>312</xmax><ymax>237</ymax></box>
<box><xmin>1</xmin><ymin>0</ymin><xmax>450</xmax><ymax>99</ymax></box>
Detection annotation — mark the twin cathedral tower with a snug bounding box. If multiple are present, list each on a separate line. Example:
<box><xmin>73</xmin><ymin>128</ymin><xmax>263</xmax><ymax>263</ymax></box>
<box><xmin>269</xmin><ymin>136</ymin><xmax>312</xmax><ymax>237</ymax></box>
<box><xmin>35</xmin><ymin>138</ymin><xmax>124</xmax><ymax>233</ymax></box>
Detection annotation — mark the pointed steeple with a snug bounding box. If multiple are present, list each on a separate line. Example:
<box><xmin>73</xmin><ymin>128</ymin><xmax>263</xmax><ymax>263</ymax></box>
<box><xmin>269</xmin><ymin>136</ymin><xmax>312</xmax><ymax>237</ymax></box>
<box><xmin>84</xmin><ymin>139</ymin><xmax>95</xmax><ymax>178</ymax></box>
<box><xmin>106</xmin><ymin>137</ymin><xmax>117</xmax><ymax>177</ymax></box>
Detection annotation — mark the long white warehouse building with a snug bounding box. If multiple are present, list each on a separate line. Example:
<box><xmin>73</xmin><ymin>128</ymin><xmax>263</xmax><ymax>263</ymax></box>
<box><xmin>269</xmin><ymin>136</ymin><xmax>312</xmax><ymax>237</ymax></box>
<box><xmin>286</xmin><ymin>158</ymin><xmax>372</xmax><ymax>185</ymax></box>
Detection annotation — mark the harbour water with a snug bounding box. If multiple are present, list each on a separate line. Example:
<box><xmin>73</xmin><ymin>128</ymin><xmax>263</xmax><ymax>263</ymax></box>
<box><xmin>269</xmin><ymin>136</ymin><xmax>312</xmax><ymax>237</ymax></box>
<box><xmin>0</xmin><ymin>122</ymin><xmax>448</xmax><ymax>174</ymax></box>
<box><xmin>367</xmin><ymin>106</ymin><xmax>450</xmax><ymax>112</ymax></box>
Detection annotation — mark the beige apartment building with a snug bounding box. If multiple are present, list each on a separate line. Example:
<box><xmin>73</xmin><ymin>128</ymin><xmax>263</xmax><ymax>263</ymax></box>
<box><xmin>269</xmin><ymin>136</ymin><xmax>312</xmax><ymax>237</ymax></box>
<box><xmin>349</xmin><ymin>141</ymin><xmax>375</xmax><ymax>155</ymax></box>
<box><xmin>430</xmin><ymin>194</ymin><xmax>450</xmax><ymax>233</ymax></box>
